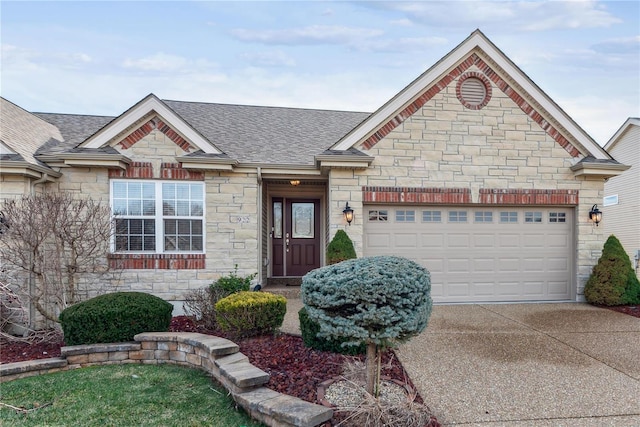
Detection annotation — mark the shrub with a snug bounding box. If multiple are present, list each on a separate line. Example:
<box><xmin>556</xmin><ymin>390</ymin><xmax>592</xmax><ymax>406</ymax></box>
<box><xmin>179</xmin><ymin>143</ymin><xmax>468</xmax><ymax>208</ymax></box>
<box><xmin>326</xmin><ymin>229</ymin><xmax>357</xmax><ymax>265</ymax></box>
<box><xmin>183</xmin><ymin>266</ymin><xmax>256</xmax><ymax>329</ymax></box>
<box><xmin>584</xmin><ymin>235</ymin><xmax>640</xmax><ymax>306</ymax></box>
<box><xmin>59</xmin><ymin>292</ymin><xmax>173</xmax><ymax>345</ymax></box>
<box><xmin>299</xmin><ymin>307</ymin><xmax>365</xmax><ymax>355</ymax></box>
<box><xmin>215</xmin><ymin>291</ymin><xmax>286</xmax><ymax>338</ymax></box>
<box><xmin>302</xmin><ymin>255</ymin><xmax>432</xmax><ymax>396</ymax></box>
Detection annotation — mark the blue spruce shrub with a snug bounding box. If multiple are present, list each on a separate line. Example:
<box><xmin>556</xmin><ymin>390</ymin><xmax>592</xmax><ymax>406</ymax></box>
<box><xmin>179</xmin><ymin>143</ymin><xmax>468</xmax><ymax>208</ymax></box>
<box><xmin>301</xmin><ymin>255</ymin><xmax>432</xmax><ymax>350</ymax></box>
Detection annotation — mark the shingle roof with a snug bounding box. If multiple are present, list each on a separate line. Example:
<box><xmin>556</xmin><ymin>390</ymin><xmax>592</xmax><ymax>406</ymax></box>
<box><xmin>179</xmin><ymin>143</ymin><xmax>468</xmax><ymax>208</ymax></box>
<box><xmin>0</xmin><ymin>98</ymin><xmax>64</xmax><ymax>167</ymax></box>
<box><xmin>33</xmin><ymin>100</ymin><xmax>370</xmax><ymax>166</ymax></box>
<box><xmin>164</xmin><ymin>100</ymin><xmax>370</xmax><ymax>165</ymax></box>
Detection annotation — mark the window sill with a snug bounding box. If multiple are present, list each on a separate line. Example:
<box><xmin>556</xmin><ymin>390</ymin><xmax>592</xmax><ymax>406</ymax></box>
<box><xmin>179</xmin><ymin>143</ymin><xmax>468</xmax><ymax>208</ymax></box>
<box><xmin>108</xmin><ymin>253</ymin><xmax>205</xmax><ymax>270</ymax></box>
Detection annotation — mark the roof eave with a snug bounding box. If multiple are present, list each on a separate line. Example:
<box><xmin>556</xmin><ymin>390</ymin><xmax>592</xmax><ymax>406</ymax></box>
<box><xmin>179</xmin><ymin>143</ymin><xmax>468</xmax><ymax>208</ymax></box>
<box><xmin>315</xmin><ymin>153</ymin><xmax>374</xmax><ymax>169</ymax></box>
<box><xmin>570</xmin><ymin>162</ymin><xmax>631</xmax><ymax>179</ymax></box>
<box><xmin>37</xmin><ymin>153</ymin><xmax>131</xmax><ymax>169</ymax></box>
<box><xmin>0</xmin><ymin>161</ymin><xmax>62</xmax><ymax>178</ymax></box>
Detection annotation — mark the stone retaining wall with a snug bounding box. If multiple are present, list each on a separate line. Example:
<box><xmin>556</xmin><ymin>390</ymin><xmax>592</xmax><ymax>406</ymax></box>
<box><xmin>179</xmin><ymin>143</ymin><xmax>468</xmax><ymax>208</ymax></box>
<box><xmin>0</xmin><ymin>332</ymin><xmax>332</xmax><ymax>427</ymax></box>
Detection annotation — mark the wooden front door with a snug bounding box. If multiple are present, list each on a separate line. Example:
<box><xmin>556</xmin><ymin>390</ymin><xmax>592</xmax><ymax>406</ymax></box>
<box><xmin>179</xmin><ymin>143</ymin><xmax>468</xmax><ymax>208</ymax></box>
<box><xmin>271</xmin><ymin>198</ymin><xmax>320</xmax><ymax>277</ymax></box>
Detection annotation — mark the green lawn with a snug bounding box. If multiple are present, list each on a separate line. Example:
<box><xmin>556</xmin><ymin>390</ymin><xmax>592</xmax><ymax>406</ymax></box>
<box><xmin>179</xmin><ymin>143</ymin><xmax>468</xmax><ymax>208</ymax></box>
<box><xmin>0</xmin><ymin>364</ymin><xmax>264</xmax><ymax>426</ymax></box>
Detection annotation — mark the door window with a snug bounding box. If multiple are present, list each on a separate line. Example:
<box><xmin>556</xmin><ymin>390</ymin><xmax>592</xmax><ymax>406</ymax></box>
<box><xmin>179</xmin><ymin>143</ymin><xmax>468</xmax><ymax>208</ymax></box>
<box><xmin>292</xmin><ymin>202</ymin><xmax>314</xmax><ymax>238</ymax></box>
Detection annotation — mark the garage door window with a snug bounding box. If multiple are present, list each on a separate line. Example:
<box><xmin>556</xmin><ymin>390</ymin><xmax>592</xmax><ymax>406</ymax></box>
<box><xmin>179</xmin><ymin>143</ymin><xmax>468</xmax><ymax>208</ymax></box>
<box><xmin>368</xmin><ymin>210</ymin><xmax>388</xmax><ymax>222</ymax></box>
<box><xmin>474</xmin><ymin>211</ymin><xmax>493</xmax><ymax>223</ymax></box>
<box><xmin>500</xmin><ymin>211</ymin><xmax>518</xmax><ymax>223</ymax></box>
<box><xmin>525</xmin><ymin>211</ymin><xmax>543</xmax><ymax>223</ymax></box>
<box><xmin>422</xmin><ymin>211</ymin><xmax>441</xmax><ymax>223</ymax></box>
<box><xmin>549</xmin><ymin>212</ymin><xmax>566</xmax><ymax>223</ymax></box>
<box><xmin>396</xmin><ymin>210</ymin><xmax>415</xmax><ymax>222</ymax></box>
<box><xmin>449</xmin><ymin>211</ymin><xmax>467</xmax><ymax>222</ymax></box>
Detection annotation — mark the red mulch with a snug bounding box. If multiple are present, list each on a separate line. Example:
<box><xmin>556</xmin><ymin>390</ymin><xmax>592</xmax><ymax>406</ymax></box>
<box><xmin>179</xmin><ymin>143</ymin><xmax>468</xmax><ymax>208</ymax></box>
<box><xmin>605</xmin><ymin>304</ymin><xmax>640</xmax><ymax>318</ymax></box>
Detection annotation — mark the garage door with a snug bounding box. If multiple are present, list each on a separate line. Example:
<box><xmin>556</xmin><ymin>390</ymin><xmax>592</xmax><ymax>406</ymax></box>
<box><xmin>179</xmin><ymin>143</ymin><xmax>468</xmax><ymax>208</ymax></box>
<box><xmin>363</xmin><ymin>206</ymin><xmax>573</xmax><ymax>303</ymax></box>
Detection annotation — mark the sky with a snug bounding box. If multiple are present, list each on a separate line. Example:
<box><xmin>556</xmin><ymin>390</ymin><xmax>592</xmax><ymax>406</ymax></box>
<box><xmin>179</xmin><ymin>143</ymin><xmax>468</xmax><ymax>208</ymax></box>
<box><xmin>1</xmin><ymin>1</ymin><xmax>639</xmax><ymax>146</ymax></box>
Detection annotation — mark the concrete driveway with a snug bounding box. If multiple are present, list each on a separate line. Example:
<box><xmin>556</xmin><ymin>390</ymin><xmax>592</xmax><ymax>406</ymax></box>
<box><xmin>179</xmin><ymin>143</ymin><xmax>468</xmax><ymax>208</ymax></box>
<box><xmin>281</xmin><ymin>300</ymin><xmax>640</xmax><ymax>426</ymax></box>
<box><xmin>396</xmin><ymin>303</ymin><xmax>640</xmax><ymax>426</ymax></box>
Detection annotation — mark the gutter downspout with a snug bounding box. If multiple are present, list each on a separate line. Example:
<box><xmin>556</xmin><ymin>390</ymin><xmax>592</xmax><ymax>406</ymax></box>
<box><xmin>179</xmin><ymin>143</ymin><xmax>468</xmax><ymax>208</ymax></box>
<box><xmin>256</xmin><ymin>167</ymin><xmax>263</xmax><ymax>288</ymax></box>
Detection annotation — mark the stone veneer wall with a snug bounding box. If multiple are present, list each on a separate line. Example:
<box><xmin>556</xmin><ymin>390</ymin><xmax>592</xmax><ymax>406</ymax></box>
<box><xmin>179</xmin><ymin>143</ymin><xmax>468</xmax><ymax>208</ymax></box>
<box><xmin>328</xmin><ymin>60</ymin><xmax>606</xmax><ymax>299</ymax></box>
<box><xmin>0</xmin><ymin>332</ymin><xmax>332</xmax><ymax>427</ymax></box>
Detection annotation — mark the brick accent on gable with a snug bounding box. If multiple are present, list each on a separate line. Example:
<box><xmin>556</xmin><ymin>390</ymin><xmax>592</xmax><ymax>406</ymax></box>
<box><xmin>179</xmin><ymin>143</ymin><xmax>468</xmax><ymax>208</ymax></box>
<box><xmin>118</xmin><ymin>117</ymin><xmax>195</xmax><ymax>152</ymax></box>
<box><xmin>161</xmin><ymin>163</ymin><xmax>204</xmax><ymax>181</ymax></box>
<box><xmin>479</xmin><ymin>189</ymin><xmax>579</xmax><ymax>205</ymax></box>
<box><xmin>363</xmin><ymin>186</ymin><xmax>472</xmax><ymax>204</ymax></box>
<box><xmin>109</xmin><ymin>161</ymin><xmax>154</xmax><ymax>179</ymax></box>
<box><xmin>108</xmin><ymin>253</ymin><xmax>205</xmax><ymax>270</ymax></box>
<box><xmin>361</xmin><ymin>53</ymin><xmax>581</xmax><ymax>158</ymax></box>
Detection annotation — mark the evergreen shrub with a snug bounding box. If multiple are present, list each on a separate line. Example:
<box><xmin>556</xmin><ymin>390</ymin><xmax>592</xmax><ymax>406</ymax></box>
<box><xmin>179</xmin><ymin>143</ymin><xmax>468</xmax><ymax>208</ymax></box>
<box><xmin>183</xmin><ymin>267</ymin><xmax>256</xmax><ymax>329</ymax></box>
<box><xmin>215</xmin><ymin>291</ymin><xmax>286</xmax><ymax>338</ymax></box>
<box><xmin>301</xmin><ymin>255</ymin><xmax>432</xmax><ymax>349</ymax></box>
<box><xmin>298</xmin><ymin>307</ymin><xmax>365</xmax><ymax>355</ymax></box>
<box><xmin>326</xmin><ymin>229</ymin><xmax>357</xmax><ymax>265</ymax></box>
<box><xmin>59</xmin><ymin>292</ymin><xmax>173</xmax><ymax>345</ymax></box>
<box><xmin>584</xmin><ymin>235</ymin><xmax>640</xmax><ymax>306</ymax></box>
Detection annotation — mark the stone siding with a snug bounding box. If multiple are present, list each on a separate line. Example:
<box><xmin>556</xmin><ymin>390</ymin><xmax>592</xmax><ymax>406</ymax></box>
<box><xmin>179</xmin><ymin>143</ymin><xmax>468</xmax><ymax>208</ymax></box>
<box><xmin>328</xmin><ymin>62</ymin><xmax>606</xmax><ymax>299</ymax></box>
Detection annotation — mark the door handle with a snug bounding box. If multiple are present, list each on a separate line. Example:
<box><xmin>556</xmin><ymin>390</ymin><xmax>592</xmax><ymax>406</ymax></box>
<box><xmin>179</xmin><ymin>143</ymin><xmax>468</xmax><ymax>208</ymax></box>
<box><xmin>286</xmin><ymin>233</ymin><xmax>290</xmax><ymax>252</ymax></box>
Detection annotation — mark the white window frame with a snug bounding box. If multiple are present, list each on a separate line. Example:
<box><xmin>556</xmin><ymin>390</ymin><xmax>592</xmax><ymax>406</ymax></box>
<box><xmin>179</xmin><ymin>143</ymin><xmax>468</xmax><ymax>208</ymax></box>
<box><xmin>603</xmin><ymin>195</ymin><xmax>618</xmax><ymax>207</ymax></box>
<box><xmin>110</xmin><ymin>179</ymin><xmax>205</xmax><ymax>254</ymax></box>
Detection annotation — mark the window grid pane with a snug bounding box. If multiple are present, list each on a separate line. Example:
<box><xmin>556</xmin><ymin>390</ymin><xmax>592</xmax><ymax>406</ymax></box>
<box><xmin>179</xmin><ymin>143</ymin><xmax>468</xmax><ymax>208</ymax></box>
<box><xmin>549</xmin><ymin>212</ymin><xmax>566</xmax><ymax>223</ymax></box>
<box><xmin>474</xmin><ymin>211</ymin><xmax>493</xmax><ymax>223</ymax></box>
<box><xmin>395</xmin><ymin>210</ymin><xmax>415</xmax><ymax>222</ymax></box>
<box><xmin>449</xmin><ymin>211</ymin><xmax>468</xmax><ymax>223</ymax></box>
<box><xmin>422</xmin><ymin>211</ymin><xmax>442</xmax><ymax>223</ymax></box>
<box><xmin>500</xmin><ymin>212</ymin><xmax>518</xmax><ymax>223</ymax></box>
<box><xmin>368</xmin><ymin>210</ymin><xmax>388</xmax><ymax>222</ymax></box>
<box><xmin>525</xmin><ymin>212</ymin><xmax>543</xmax><ymax>223</ymax></box>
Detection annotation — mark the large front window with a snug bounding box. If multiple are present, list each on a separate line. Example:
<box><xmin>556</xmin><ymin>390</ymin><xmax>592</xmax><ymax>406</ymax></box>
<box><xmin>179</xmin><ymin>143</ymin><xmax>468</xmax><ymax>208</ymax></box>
<box><xmin>112</xmin><ymin>180</ymin><xmax>204</xmax><ymax>253</ymax></box>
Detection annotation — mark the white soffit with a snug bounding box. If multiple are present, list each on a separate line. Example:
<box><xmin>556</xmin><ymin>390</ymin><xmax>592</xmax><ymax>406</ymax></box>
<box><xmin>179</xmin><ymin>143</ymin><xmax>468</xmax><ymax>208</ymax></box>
<box><xmin>80</xmin><ymin>94</ymin><xmax>220</xmax><ymax>154</ymax></box>
<box><xmin>332</xmin><ymin>30</ymin><xmax>611</xmax><ymax>160</ymax></box>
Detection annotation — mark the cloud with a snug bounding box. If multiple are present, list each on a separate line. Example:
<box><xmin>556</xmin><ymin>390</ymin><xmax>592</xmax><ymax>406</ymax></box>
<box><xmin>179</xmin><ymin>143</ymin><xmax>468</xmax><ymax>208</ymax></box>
<box><xmin>360</xmin><ymin>36</ymin><xmax>449</xmax><ymax>53</ymax></box>
<box><xmin>370</xmin><ymin>1</ymin><xmax>621</xmax><ymax>31</ymax></box>
<box><xmin>230</xmin><ymin>25</ymin><xmax>383</xmax><ymax>46</ymax></box>
<box><xmin>591</xmin><ymin>36</ymin><xmax>640</xmax><ymax>55</ymax></box>
<box><xmin>122</xmin><ymin>53</ymin><xmax>189</xmax><ymax>72</ymax></box>
<box><xmin>240</xmin><ymin>50</ymin><xmax>296</xmax><ymax>67</ymax></box>
<box><xmin>390</xmin><ymin>18</ymin><xmax>414</xmax><ymax>27</ymax></box>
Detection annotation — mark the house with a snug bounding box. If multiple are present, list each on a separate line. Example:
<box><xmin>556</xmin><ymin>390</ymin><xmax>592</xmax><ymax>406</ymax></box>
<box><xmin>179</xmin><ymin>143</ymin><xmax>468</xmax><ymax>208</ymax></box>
<box><xmin>0</xmin><ymin>30</ymin><xmax>630</xmax><ymax>313</ymax></box>
<box><xmin>603</xmin><ymin>118</ymin><xmax>640</xmax><ymax>276</ymax></box>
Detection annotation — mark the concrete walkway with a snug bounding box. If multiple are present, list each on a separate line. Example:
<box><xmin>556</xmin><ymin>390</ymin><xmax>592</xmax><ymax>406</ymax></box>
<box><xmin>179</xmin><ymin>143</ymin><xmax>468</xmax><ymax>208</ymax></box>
<box><xmin>281</xmin><ymin>300</ymin><xmax>640</xmax><ymax>426</ymax></box>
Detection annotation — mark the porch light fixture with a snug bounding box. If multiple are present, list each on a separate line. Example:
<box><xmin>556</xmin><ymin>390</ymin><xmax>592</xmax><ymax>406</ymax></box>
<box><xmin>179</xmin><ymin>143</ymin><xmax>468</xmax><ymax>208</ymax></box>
<box><xmin>289</xmin><ymin>180</ymin><xmax>300</xmax><ymax>186</ymax></box>
<box><xmin>343</xmin><ymin>203</ymin><xmax>354</xmax><ymax>226</ymax></box>
<box><xmin>589</xmin><ymin>204</ymin><xmax>602</xmax><ymax>226</ymax></box>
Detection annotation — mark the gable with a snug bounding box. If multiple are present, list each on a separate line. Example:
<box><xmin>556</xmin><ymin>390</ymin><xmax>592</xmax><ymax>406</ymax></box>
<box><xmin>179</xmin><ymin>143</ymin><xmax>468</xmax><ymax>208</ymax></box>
<box><xmin>332</xmin><ymin>30</ymin><xmax>610</xmax><ymax>161</ymax></box>
<box><xmin>80</xmin><ymin>94</ymin><xmax>221</xmax><ymax>155</ymax></box>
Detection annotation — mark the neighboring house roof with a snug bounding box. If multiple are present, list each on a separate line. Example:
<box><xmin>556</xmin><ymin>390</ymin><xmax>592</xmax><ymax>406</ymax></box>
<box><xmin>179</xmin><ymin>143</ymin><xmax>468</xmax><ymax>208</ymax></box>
<box><xmin>331</xmin><ymin>29</ymin><xmax>613</xmax><ymax>161</ymax></box>
<box><xmin>0</xmin><ymin>97</ymin><xmax>63</xmax><ymax>169</ymax></box>
<box><xmin>604</xmin><ymin>117</ymin><xmax>640</xmax><ymax>152</ymax></box>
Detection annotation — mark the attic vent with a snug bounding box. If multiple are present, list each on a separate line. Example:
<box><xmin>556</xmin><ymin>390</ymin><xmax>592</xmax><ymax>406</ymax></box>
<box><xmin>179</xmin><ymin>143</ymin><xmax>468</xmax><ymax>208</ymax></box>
<box><xmin>456</xmin><ymin>72</ymin><xmax>492</xmax><ymax>110</ymax></box>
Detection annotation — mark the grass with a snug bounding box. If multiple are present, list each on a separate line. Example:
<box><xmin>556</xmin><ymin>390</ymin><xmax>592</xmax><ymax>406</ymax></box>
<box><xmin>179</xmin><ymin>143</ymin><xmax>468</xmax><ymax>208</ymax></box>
<box><xmin>0</xmin><ymin>364</ymin><xmax>264</xmax><ymax>426</ymax></box>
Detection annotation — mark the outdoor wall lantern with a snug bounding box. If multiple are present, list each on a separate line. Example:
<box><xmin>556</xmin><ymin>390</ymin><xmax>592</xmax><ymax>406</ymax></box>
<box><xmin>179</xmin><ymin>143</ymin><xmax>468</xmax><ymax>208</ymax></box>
<box><xmin>589</xmin><ymin>204</ymin><xmax>602</xmax><ymax>226</ymax></box>
<box><xmin>343</xmin><ymin>203</ymin><xmax>354</xmax><ymax>226</ymax></box>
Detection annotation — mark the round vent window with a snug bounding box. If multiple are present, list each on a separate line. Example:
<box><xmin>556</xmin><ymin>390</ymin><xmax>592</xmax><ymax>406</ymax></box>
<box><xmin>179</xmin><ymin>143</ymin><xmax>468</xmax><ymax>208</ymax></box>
<box><xmin>456</xmin><ymin>73</ymin><xmax>492</xmax><ymax>110</ymax></box>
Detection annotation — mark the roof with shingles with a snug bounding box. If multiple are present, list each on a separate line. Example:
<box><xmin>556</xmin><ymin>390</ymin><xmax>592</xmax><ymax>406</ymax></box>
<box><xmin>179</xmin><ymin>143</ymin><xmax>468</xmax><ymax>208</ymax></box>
<box><xmin>33</xmin><ymin>101</ymin><xmax>370</xmax><ymax>166</ymax></box>
<box><xmin>0</xmin><ymin>98</ymin><xmax>64</xmax><ymax>167</ymax></box>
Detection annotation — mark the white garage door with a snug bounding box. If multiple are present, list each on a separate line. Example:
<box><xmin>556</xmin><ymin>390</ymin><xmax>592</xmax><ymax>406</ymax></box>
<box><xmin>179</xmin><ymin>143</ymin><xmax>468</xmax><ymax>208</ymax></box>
<box><xmin>363</xmin><ymin>206</ymin><xmax>574</xmax><ymax>303</ymax></box>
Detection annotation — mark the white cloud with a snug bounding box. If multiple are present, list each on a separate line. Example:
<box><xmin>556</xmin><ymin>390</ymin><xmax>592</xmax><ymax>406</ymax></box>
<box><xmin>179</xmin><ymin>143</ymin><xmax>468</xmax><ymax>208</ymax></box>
<box><xmin>390</xmin><ymin>18</ymin><xmax>414</xmax><ymax>27</ymax></box>
<box><xmin>122</xmin><ymin>53</ymin><xmax>190</xmax><ymax>72</ymax></box>
<box><xmin>372</xmin><ymin>1</ymin><xmax>621</xmax><ymax>31</ymax></box>
<box><xmin>360</xmin><ymin>36</ymin><xmax>448</xmax><ymax>53</ymax></box>
<box><xmin>591</xmin><ymin>36</ymin><xmax>640</xmax><ymax>54</ymax></box>
<box><xmin>230</xmin><ymin>25</ymin><xmax>383</xmax><ymax>46</ymax></box>
<box><xmin>240</xmin><ymin>50</ymin><xmax>296</xmax><ymax>67</ymax></box>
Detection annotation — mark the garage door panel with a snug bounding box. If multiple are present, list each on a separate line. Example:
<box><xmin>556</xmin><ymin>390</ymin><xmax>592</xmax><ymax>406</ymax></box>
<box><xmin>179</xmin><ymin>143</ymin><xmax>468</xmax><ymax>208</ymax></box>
<box><xmin>364</xmin><ymin>206</ymin><xmax>573</xmax><ymax>303</ymax></box>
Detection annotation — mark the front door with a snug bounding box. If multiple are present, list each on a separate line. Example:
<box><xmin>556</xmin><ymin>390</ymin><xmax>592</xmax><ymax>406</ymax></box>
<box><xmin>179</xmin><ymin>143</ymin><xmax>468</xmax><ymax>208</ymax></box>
<box><xmin>271</xmin><ymin>198</ymin><xmax>320</xmax><ymax>277</ymax></box>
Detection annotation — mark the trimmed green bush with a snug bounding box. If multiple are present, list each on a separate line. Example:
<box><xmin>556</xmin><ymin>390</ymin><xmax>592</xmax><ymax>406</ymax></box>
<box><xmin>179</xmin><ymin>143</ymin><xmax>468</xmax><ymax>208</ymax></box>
<box><xmin>326</xmin><ymin>229</ymin><xmax>357</xmax><ymax>265</ymax></box>
<box><xmin>215</xmin><ymin>291</ymin><xmax>286</xmax><ymax>338</ymax></box>
<box><xmin>584</xmin><ymin>235</ymin><xmax>640</xmax><ymax>306</ymax></box>
<box><xmin>302</xmin><ymin>256</ymin><xmax>432</xmax><ymax>348</ymax></box>
<box><xmin>183</xmin><ymin>267</ymin><xmax>256</xmax><ymax>329</ymax></box>
<box><xmin>299</xmin><ymin>307</ymin><xmax>365</xmax><ymax>355</ymax></box>
<box><xmin>59</xmin><ymin>292</ymin><xmax>173</xmax><ymax>345</ymax></box>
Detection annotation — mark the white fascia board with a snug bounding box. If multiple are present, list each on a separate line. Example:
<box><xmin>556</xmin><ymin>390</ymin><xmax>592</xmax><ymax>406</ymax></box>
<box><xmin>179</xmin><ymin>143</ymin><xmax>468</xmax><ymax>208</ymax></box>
<box><xmin>81</xmin><ymin>96</ymin><xmax>220</xmax><ymax>154</ymax></box>
<box><xmin>604</xmin><ymin>118</ymin><xmax>640</xmax><ymax>151</ymax></box>
<box><xmin>333</xmin><ymin>32</ymin><xmax>610</xmax><ymax>160</ymax></box>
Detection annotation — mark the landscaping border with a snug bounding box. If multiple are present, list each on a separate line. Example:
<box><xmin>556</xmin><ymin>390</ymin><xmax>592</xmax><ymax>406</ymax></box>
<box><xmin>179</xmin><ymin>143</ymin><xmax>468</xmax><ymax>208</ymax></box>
<box><xmin>0</xmin><ymin>332</ymin><xmax>332</xmax><ymax>427</ymax></box>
